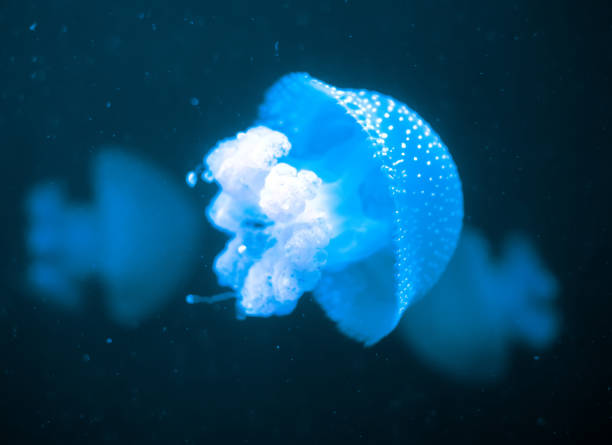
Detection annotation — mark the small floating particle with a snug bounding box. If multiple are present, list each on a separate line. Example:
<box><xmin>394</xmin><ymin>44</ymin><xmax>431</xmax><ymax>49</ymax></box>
<box><xmin>186</xmin><ymin>171</ymin><xmax>197</xmax><ymax>187</ymax></box>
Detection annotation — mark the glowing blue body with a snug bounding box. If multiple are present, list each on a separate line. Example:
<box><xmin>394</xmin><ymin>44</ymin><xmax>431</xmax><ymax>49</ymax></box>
<box><xmin>26</xmin><ymin>150</ymin><xmax>202</xmax><ymax>326</ymax></box>
<box><xmin>401</xmin><ymin>227</ymin><xmax>559</xmax><ymax>381</ymax></box>
<box><xmin>192</xmin><ymin>73</ymin><xmax>463</xmax><ymax>345</ymax></box>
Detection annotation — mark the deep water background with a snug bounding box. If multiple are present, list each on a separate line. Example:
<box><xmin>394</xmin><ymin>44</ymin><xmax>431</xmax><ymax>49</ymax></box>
<box><xmin>0</xmin><ymin>0</ymin><xmax>610</xmax><ymax>443</ymax></box>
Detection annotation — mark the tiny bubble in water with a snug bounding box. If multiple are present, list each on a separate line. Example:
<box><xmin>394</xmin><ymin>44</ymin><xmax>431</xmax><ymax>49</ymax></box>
<box><xmin>203</xmin><ymin>170</ymin><xmax>214</xmax><ymax>182</ymax></box>
<box><xmin>186</xmin><ymin>171</ymin><xmax>197</xmax><ymax>187</ymax></box>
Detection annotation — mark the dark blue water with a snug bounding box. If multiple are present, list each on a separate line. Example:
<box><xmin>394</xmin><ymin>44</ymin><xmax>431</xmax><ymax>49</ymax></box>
<box><xmin>1</xmin><ymin>1</ymin><xmax>609</xmax><ymax>443</ymax></box>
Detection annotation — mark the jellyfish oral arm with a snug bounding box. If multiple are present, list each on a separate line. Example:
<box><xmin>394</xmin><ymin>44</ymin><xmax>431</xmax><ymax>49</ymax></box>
<box><xmin>186</xmin><ymin>127</ymin><xmax>337</xmax><ymax>317</ymax></box>
<box><xmin>185</xmin><ymin>292</ymin><xmax>236</xmax><ymax>305</ymax></box>
<box><xmin>187</xmin><ymin>125</ymin><xmax>395</xmax><ymax>319</ymax></box>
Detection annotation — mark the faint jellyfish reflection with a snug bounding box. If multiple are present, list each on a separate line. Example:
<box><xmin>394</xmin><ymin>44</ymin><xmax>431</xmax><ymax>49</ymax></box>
<box><xmin>400</xmin><ymin>227</ymin><xmax>559</xmax><ymax>382</ymax></box>
<box><xmin>25</xmin><ymin>149</ymin><xmax>204</xmax><ymax>326</ymax></box>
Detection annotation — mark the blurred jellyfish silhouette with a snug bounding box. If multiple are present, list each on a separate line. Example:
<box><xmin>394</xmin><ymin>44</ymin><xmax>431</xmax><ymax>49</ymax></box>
<box><xmin>400</xmin><ymin>227</ymin><xmax>559</xmax><ymax>382</ymax></box>
<box><xmin>186</xmin><ymin>73</ymin><xmax>463</xmax><ymax>345</ymax></box>
<box><xmin>25</xmin><ymin>149</ymin><xmax>203</xmax><ymax>326</ymax></box>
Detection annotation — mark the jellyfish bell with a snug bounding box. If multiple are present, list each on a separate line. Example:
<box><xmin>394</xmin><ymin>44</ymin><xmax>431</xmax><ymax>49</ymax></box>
<box><xmin>400</xmin><ymin>227</ymin><xmax>559</xmax><ymax>382</ymax></box>
<box><xmin>187</xmin><ymin>73</ymin><xmax>464</xmax><ymax>345</ymax></box>
<box><xmin>26</xmin><ymin>149</ymin><xmax>203</xmax><ymax>326</ymax></box>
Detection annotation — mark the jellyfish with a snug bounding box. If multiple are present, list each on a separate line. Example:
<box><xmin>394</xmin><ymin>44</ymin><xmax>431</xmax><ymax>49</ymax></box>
<box><xmin>25</xmin><ymin>149</ymin><xmax>203</xmax><ymax>326</ymax></box>
<box><xmin>186</xmin><ymin>73</ymin><xmax>464</xmax><ymax>345</ymax></box>
<box><xmin>400</xmin><ymin>227</ymin><xmax>559</xmax><ymax>382</ymax></box>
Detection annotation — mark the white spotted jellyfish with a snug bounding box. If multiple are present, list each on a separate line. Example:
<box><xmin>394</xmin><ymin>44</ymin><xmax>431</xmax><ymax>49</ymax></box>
<box><xmin>186</xmin><ymin>73</ymin><xmax>464</xmax><ymax>345</ymax></box>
